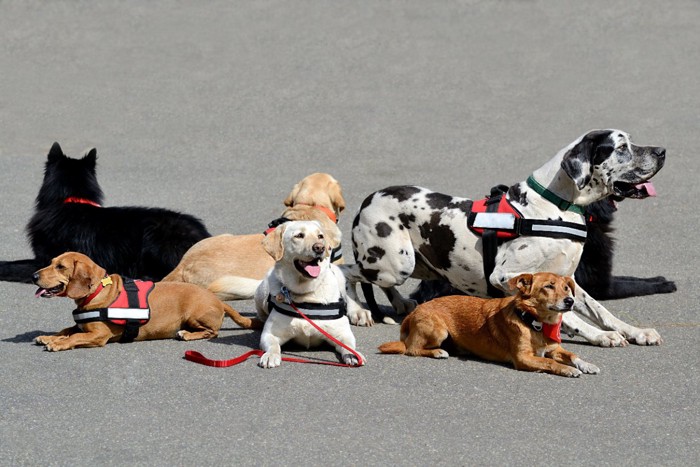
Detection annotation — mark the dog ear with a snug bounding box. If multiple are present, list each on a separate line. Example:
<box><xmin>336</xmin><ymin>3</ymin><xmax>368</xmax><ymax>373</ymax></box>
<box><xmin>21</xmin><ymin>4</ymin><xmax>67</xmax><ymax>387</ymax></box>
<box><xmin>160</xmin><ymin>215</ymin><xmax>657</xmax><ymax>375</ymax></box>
<box><xmin>83</xmin><ymin>148</ymin><xmax>97</xmax><ymax>167</ymax></box>
<box><xmin>65</xmin><ymin>260</ymin><xmax>94</xmax><ymax>299</ymax></box>
<box><xmin>47</xmin><ymin>142</ymin><xmax>65</xmax><ymax>163</ymax></box>
<box><xmin>561</xmin><ymin>130</ymin><xmax>613</xmax><ymax>190</ymax></box>
<box><xmin>509</xmin><ymin>274</ymin><xmax>533</xmax><ymax>295</ymax></box>
<box><xmin>283</xmin><ymin>183</ymin><xmax>300</xmax><ymax>207</ymax></box>
<box><xmin>262</xmin><ymin>225</ymin><xmax>286</xmax><ymax>261</ymax></box>
<box><xmin>328</xmin><ymin>179</ymin><xmax>346</xmax><ymax>214</ymax></box>
<box><xmin>566</xmin><ymin>277</ymin><xmax>576</xmax><ymax>297</ymax></box>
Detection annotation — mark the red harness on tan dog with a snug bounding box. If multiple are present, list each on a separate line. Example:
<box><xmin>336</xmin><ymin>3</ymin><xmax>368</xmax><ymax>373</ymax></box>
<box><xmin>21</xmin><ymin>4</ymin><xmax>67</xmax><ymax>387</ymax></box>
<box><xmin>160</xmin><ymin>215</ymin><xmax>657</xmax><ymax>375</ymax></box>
<box><xmin>73</xmin><ymin>277</ymin><xmax>154</xmax><ymax>343</ymax></box>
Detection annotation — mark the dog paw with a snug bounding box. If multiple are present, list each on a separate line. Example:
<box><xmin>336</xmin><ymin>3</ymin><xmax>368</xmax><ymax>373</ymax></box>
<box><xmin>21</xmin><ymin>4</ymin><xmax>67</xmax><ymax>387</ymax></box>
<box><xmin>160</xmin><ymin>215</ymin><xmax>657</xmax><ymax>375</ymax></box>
<box><xmin>626</xmin><ymin>328</ymin><xmax>662</xmax><ymax>346</ymax></box>
<box><xmin>35</xmin><ymin>335</ymin><xmax>53</xmax><ymax>345</ymax></box>
<box><xmin>591</xmin><ymin>331</ymin><xmax>628</xmax><ymax>347</ymax></box>
<box><xmin>343</xmin><ymin>351</ymin><xmax>365</xmax><ymax>366</ymax></box>
<box><xmin>258</xmin><ymin>352</ymin><xmax>281</xmax><ymax>369</ymax></box>
<box><xmin>348</xmin><ymin>308</ymin><xmax>374</xmax><ymax>327</ymax></box>
<box><xmin>432</xmin><ymin>349</ymin><xmax>449</xmax><ymax>359</ymax></box>
<box><xmin>573</xmin><ymin>358</ymin><xmax>600</xmax><ymax>375</ymax></box>
<box><xmin>562</xmin><ymin>367</ymin><xmax>583</xmax><ymax>378</ymax></box>
<box><xmin>45</xmin><ymin>342</ymin><xmax>70</xmax><ymax>352</ymax></box>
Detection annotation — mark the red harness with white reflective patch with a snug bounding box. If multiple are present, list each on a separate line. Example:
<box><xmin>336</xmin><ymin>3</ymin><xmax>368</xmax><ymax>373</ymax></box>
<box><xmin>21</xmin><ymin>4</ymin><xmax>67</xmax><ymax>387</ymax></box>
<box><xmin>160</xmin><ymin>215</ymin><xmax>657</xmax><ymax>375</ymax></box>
<box><xmin>72</xmin><ymin>278</ymin><xmax>154</xmax><ymax>343</ymax></box>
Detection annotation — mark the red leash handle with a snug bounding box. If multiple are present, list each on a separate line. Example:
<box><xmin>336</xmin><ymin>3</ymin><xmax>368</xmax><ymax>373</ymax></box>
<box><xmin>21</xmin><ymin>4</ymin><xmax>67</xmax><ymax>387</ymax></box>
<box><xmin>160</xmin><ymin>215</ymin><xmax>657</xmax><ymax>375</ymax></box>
<box><xmin>185</xmin><ymin>299</ymin><xmax>364</xmax><ymax>368</ymax></box>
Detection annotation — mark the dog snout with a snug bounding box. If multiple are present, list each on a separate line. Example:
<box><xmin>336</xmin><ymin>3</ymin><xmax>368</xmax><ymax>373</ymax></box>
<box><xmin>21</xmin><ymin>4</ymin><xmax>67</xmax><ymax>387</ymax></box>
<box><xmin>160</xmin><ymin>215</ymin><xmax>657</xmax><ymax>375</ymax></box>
<box><xmin>563</xmin><ymin>297</ymin><xmax>575</xmax><ymax>310</ymax></box>
<box><xmin>312</xmin><ymin>242</ymin><xmax>325</xmax><ymax>255</ymax></box>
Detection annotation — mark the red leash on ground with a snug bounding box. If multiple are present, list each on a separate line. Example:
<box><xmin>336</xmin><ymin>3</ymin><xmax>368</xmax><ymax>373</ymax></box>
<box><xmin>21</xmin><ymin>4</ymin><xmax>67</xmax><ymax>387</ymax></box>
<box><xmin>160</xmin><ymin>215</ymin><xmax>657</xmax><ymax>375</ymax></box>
<box><xmin>184</xmin><ymin>295</ymin><xmax>364</xmax><ymax>368</ymax></box>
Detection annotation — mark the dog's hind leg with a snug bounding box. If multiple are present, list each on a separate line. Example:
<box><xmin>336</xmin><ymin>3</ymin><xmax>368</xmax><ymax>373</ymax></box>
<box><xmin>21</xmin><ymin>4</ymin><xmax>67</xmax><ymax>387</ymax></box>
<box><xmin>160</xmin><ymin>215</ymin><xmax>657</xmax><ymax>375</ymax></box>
<box><xmin>573</xmin><ymin>286</ymin><xmax>663</xmax><ymax>346</ymax></box>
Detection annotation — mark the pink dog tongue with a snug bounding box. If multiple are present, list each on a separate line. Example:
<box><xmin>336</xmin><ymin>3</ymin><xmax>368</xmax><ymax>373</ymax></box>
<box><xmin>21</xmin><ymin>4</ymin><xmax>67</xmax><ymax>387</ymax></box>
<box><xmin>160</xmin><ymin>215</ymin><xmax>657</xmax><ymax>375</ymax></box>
<box><xmin>637</xmin><ymin>182</ymin><xmax>657</xmax><ymax>197</ymax></box>
<box><xmin>35</xmin><ymin>288</ymin><xmax>47</xmax><ymax>298</ymax></box>
<box><xmin>304</xmin><ymin>263</ymin><xmax>321</xmax><ymax>278</ymax></box>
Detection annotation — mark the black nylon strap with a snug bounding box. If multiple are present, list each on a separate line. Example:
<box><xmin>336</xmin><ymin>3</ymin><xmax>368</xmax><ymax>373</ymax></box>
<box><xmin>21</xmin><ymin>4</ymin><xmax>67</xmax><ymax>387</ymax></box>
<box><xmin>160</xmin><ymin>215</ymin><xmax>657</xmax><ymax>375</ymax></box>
<box><xmin>267</xmin><ymin>295</ymin><xmax>347</xmax><ymax>320</ymax></box>
<box><xmin>120</xmin><ymin>278</ymin><xmax>142</xmax><ymax>343</ymax></box>
<box><xmin>483</xmin><ymin>185</ymin><xmax>509</xmax><ymax>298</ymax></box>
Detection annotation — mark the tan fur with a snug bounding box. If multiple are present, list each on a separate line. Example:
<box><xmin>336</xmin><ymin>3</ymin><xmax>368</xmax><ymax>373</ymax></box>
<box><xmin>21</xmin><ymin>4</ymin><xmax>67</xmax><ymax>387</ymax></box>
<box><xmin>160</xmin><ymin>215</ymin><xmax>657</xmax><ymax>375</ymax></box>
<box><xmin>162</xmin><ymin>173</ymin><xmax>346</xmax><ymax>300</ymax></box>
<box><xmin>34</xmin><ymin>252</ymin><xmax>262</xmax><ymax>351</ymax></box>
<box><xmin>378</xmin><ymin>273</ymin><xmax>599</xmax><ymax>377</ymax></box>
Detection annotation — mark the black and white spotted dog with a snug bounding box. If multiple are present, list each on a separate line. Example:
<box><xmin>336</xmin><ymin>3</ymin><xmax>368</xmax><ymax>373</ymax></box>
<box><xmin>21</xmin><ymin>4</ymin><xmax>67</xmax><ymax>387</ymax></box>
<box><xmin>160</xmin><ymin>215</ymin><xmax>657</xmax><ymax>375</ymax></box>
<box><xmin>341</xmin><ymin>129</ymin><xmax>666</xmax><ymax>347</ymax></box>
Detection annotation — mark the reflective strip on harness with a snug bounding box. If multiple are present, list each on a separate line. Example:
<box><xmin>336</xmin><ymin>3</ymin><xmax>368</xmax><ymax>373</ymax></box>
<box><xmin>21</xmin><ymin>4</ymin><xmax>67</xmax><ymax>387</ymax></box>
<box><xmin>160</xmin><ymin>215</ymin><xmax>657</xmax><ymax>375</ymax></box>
<box><xmin>268</xmin><ymin>295</ymin><xmax>347</xmax><ymax>320</ymax></box>
<box><xmin>467</xmin><ymin>195</ymin><xmax>587</xmax><ymax>241</ymax></box>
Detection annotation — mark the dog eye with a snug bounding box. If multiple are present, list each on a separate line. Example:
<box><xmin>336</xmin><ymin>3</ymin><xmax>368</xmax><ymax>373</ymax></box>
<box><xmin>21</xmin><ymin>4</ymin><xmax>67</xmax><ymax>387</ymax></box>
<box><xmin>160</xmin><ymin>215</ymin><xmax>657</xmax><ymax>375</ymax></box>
<box><xmin>55</xmin><ymin>264</ymin><xmax>65</xmax><ymax>270</ymax></box>
<box><xmin>545</xmin><ymin>284</ymin><xmax>555</xmax><ymax>290</ymax></box>
<box><xmin>295</xmin><ymin>233</ymin><xmax>305</xmax><ymax>239</ymax></box>
<box><xmin>318</xmin><ymin>234</ymin><xmax>324</xmax><ymax>239</ymax></box>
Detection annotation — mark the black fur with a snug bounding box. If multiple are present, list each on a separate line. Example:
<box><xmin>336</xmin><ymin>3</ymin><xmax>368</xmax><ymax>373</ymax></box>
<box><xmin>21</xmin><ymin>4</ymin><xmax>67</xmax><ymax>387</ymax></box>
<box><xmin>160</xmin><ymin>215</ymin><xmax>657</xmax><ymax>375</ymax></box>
<box><xmin>0</xmin><ymin>143</ymin><xmax>211</xmax><ymax>283</ymax></box>
<box><xmin>408</xmin><ymin>199</ymin><xmax>677</xmax><ymax>305</ymax></box>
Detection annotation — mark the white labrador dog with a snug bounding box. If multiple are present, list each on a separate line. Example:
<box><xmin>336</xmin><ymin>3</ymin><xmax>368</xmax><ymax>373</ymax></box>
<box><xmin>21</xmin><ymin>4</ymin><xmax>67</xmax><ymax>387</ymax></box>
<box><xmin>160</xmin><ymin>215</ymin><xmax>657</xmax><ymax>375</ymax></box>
<box><xmin>343</xmin><ymin>129</ymin><xmax>666</xmax><ymax>347</ymax></box>
<box><xmin>250</xmin><ymin>220</ymin><xmax>365</xmax><ymax>368</ymax></box>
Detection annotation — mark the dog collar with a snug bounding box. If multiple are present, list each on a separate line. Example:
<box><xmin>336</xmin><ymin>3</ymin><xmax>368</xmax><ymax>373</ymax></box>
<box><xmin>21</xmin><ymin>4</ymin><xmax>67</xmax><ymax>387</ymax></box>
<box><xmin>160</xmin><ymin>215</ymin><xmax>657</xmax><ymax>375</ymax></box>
<box><xmin>64</xmin><ymin>197</ymin><xmax>102</xmax><ymax>208</ymax></box>
<box><xmin>81</xmin><ymin>276</ymin><xmax>114</xmax><ymax>307</ymax></box>
<box><xmin>515</xmin><ymin>308</ymin><xmax>563</xmax><ymax>343</ymax></box>
<box><xmin>293</xmin><ymin>204</ymin><xmax>338</xmax><ymax>224</ymax></box>
<box><xmin>264</xmin><ymin>217</ymin><xmax>291</xmax><ymax>235</ymax></box>
<box><xmin>526</xmin><ymin>176</ymin><xmax>585</xmax><ymax>215</ymax></box>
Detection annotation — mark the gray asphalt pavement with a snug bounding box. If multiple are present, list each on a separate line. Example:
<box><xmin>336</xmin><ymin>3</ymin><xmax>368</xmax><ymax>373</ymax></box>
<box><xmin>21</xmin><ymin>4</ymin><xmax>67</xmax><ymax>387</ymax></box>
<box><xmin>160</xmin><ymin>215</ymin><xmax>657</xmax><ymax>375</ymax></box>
<box><xmin>1</xmin><ymin>1</ymin><xmax>698</xmax><ymax>465</ymax></box>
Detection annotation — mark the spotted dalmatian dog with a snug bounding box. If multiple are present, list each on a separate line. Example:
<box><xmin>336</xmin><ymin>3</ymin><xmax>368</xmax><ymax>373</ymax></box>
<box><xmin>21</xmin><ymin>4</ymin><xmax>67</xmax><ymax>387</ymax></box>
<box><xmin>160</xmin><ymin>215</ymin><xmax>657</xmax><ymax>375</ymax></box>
<box><xmin>341</xmin><ymin>129</ymin><xmax>666</xmax><ymax>347</ymax></box>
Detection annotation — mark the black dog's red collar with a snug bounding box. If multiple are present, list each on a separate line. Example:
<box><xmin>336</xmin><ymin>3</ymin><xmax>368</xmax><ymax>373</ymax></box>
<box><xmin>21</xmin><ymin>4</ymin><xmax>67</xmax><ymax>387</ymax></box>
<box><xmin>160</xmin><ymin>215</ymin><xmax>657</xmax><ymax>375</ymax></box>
<box><xmin>64</xmin><ymin>197</ymin><xmax>101</xmax><ymax>208</ymax></box>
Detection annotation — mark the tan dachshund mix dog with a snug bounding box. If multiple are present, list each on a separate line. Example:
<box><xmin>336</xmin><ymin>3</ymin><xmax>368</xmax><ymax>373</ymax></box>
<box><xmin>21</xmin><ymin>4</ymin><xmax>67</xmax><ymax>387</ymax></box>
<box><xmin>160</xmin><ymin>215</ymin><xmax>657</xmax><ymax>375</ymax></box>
<box><xmin>379</xmin><ymin>273</ymin><xmax>600</xmax><ymax>377</ymax></box>
<box><xmin>33</xmin><ymin>252</ymin><xmax>261</xmax><ymax>351</ymax></box>
<box><xmin>163</xmin><ymin>173</ymin><xmax>346</xmax><ymax>301</ymax></box>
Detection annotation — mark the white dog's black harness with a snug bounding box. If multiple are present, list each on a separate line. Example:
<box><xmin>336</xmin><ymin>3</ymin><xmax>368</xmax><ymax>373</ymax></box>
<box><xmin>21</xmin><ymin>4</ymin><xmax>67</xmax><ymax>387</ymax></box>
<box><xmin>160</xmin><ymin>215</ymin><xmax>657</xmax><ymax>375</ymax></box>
<box><xmin>467</xmin><ymin>182</ymin><xmax>587</xmax><ymax>297</ymax></box>
<box><xmin>73</xmin><ymin>278</ymin><xmax>154</xmax><ymax>343</ymax></box>
<box><xmin>267</xmin><ymin>293</ymin><xmax>347</xmax><ymax>320</ymax></box>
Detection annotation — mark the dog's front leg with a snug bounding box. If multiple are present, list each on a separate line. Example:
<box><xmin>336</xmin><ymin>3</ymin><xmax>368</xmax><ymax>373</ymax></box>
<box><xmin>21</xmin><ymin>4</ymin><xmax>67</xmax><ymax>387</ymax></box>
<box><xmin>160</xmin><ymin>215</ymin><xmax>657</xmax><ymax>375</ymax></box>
<box><xmin>258</xmin><ymin>320</ymin><xmax>289</xmax><ymax>368</ymax></box>
<box><xmin>35</xmin><ymin>325</ymin><xmax>81</xmax><ymax>346</ymax></box>
<box><xmin>513</xmin><ymin>354</ymin><xmax>583</xmax><ymax>378</ymax></box>
<box><xmin>561</xmin><ymin>312</ymin><xmax>628</xmax><ymax>347</ymax></box>
<box><xmin>574</xmin><ymin>286</ymin><xmax>663</xmax><ymax>346</ymax></box>
<box><xmin>339</xmin><ymin>265</ymin><xmax>374</xmax><ymax>327</ymax></box>
<box><xmin>42</xmin><ymin>327</ymin><xmax>112</xmax><ymax>351</ymax></box>
<box><xmin>324</xmin><ymin>327</ymin><xmax>365</xmax><ymax>366</ymax></box>
<box><xmin>547</xmin><ymin>345</ymin><xmax>600</xmax><ymax>375</ymax></box>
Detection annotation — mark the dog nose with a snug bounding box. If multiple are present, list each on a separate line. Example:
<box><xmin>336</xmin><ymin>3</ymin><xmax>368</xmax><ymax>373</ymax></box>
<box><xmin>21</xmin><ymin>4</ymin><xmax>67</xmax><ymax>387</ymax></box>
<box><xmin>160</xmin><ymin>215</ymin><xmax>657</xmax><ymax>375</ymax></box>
<box><xmin>564</xmin><ymin>297</ymin><xmax>575</xmax><ymax>309</ymax></box>
<box><xmin>312</xmin><ymin>242</ymin><xmax>325</xmax><ymax>255</ymax></box>
<box><xmin>654</xmin><ymin>147</ymin><xmax>666</xmax><ymax>160</ymax></box>
<box><xmin>31</xmin><ymin>272</ymin><xmax>40</xmax><ymax>284</ymax></box>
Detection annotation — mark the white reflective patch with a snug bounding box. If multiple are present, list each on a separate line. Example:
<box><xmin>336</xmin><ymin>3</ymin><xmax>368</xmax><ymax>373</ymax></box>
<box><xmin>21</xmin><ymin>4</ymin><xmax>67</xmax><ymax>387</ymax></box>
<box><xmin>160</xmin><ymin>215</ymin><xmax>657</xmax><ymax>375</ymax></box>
<box><xmin>472</xmin><ymin>213</ymin><xmax>516</xmax><ymax>230</ymax></box>
<box><xmin>107</xmin><ymin>308</ymin><xmax>149</xmax><ymax>320</ymax></box>
<box><xmin>531</xmin><ymin>224</ymin><xmax>587</xmax><ymax>238</ymax></box>
<box><xmin>74</xmin><ymin>311</ymin><xmax>100</xmax><ymax>321</ymax></box>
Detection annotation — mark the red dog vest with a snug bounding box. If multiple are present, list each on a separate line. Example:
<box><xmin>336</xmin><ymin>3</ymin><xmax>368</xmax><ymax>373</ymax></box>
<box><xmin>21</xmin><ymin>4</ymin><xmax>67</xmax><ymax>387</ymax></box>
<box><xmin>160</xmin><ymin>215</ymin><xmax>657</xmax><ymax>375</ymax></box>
<box><xmin>73</xmin><ymin>278</ymin><xmax>154</xmax><ymax>342</ymax></box>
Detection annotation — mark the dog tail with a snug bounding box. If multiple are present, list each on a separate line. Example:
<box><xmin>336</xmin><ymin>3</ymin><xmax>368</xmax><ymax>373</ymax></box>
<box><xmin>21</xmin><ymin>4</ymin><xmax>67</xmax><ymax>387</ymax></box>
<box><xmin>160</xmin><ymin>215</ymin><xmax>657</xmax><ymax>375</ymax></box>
<box><xmin>222</xmin><ymin>303</ymin><xmax>264</xmax><ymax>330</ymax></box>
<box><xmin>377</xmin><ymin>340</ymin><xmax>407</xmax><ymax>354</ymax></box>
<box><xmin>0</xmin><ymin>259</ymin><xmax>41</xmax><ymax>283</ymax></box>
<box><xmin>207</xmin><ymin>276</ymin><xmax>262</xmax><ymax>301</ymax></box>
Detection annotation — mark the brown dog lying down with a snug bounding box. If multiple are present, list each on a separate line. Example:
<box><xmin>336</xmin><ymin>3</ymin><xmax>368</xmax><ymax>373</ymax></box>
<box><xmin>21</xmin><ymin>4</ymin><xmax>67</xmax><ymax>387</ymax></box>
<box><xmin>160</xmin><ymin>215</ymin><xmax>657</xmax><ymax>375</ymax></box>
<box><xmin>33</xmin><ymin>252</ymin><xmax>261</xmax><ymax>351</ymax></box>
<box><xmin>379</xmin><ymin>273</ymin><xmax>600</xmax><ymax>377</ymax></box>
<box><xmin>162</xmin><ymin>173</ymin><xmax>346</xmax><ymax>301</ymax></box>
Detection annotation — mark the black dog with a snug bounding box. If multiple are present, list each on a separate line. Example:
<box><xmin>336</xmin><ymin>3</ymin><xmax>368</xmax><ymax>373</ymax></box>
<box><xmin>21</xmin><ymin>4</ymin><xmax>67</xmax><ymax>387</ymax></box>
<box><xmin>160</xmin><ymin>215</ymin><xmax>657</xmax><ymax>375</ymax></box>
<box><xmin>409</xmin><ymin>199</ymin><xmax>677</xmax><ymax>304</ymax></box>
<box><xmin>0</xmin><ymin>143</ymin><xmax>211</xmax><ymax>283</ymax></box>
